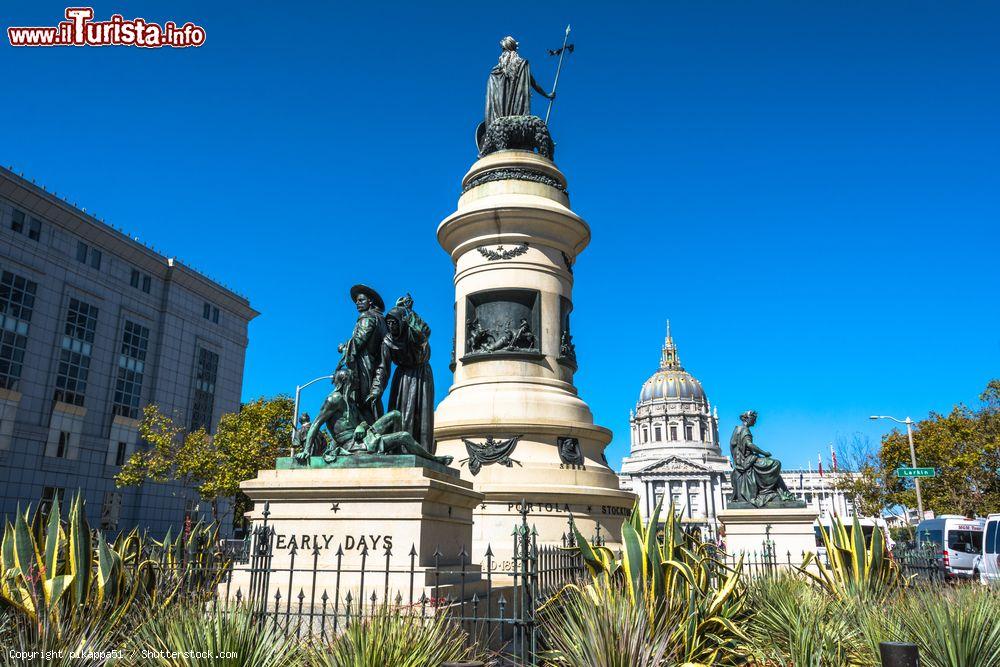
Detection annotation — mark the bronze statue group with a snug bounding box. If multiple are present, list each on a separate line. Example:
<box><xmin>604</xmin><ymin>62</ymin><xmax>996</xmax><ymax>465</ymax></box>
<box><xmin>293</xmin><ymin>285</ymin><xmax>452</xmax><ymax>467</ymax></box>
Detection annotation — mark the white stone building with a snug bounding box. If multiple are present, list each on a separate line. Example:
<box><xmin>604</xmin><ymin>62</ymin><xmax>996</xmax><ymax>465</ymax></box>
<box><xmin>619</xmin><ymin>325</ymin><xmax>855</xmax><ymax>537</ymax></box>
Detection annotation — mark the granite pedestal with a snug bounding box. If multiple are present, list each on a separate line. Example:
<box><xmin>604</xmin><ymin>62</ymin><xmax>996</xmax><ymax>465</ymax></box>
<box><xmin>228</xmin><ymin>457</ymin><xmax>486</xmax><ymax>605</ymax></box>
<box><xmin>718</xmin><ymin>506</ymin><xmax>819</xmax><ymax>568</ymax></box>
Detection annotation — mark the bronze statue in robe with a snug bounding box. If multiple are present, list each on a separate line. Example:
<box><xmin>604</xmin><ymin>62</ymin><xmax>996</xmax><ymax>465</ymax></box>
<box><xmin>370</xmin><ymin>295</ymin><xmax>436</xmax><ymax>453</ymax></box>
<box><xmin>485</xmin><ymin>36</ymin><xmax>554</xmax><ymax>130</ymax></box>
<box><xmin>729</xmin><ymin>411</ymin><xmax>799</xmax><ymax>507</ymax></box>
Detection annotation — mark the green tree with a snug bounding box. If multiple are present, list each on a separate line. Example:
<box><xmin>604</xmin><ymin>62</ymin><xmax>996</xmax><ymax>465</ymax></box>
<box><xmin>116</xmin><ymin>396</ymin><xmax>294</xmax><ymax>524</ymax></box>
<box><xmin>876</xmin><ymin>379</ymin><xmax>1000</xmax><ymax>518</ymax></box>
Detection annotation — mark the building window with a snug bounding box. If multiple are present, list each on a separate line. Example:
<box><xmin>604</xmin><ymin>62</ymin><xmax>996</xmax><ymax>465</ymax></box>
<box><xmin>11</xmin><ymin>211</ymin><xmax>42</xmax><ymax>241</ymax></box>
<box><xmin>669</xmin><ymin>425</ymin><xmax>677</xmax><ymax>441</ymax></box>
<box><xmin>40</xmin><ymin>486</ymin><xmax>63</xmax><ymax>518</ymax></box>
<box><xmin>685</xmin><ymin>424</ymin><xmax>694</xmax><ymax>440</ymax></box>
<box><xmin>641</xmin><ymin>427</ymin><xmax>648</xmax><ymax>443</ymax></box>
<box><xmin>54</xmin><ymin>298</ymin><xmax>98</xmax><ymax>406</ymax></box>
<box><xmin>115</xmin><ymin>440</ymin><xmax>128</xmax><ymax>466</ymax></box>
<box><xmin>203</xmin><ymin>302</ymin><xmax>219</xmax><ymax>324</ymax></box>
<box><xmin>654</xmin><ymin>426</ymin><xmax>662</xmax><ymax>441</ymax></box>
<box><xmin>55</xmin><ymin>431</ymin><xmax>70</xmax><ymax>458</ymax></box>
<box><xmin>190</xmin><ymin>347</ymin><xmax>219</xmax><ymax>432</ymax></box>
<box><xmin>112</xmin><ymin>320</ymin><xmax>149</xmax><ymax>419</ymax></box>
<box><xmin>130</xmin><ymin>269</ymin><xmax>152</xmax><ymax>294</ymax></box>
<box><xmin>0</xmin><ymin>270</ymin><xmax>37</xmax><ymax>391</ymax></box>
<box><xmin>76</xmin><ymin>241</ymin><xmax>102</xmax><ymax>269</ymax></box>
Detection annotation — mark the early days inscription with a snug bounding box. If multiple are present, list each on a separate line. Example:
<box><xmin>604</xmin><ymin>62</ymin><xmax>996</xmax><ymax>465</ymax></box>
<box><xmin>273</xmin><ymin>533</ymin><xmax>393</xmax><ymax>552</ymax></box>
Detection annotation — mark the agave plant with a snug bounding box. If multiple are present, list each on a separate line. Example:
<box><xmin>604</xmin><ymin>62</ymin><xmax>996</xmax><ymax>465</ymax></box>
<box><xmin>313</xmin><ymin>603</ymin><xmax>474</xmax><ymax>667</ymax></box>
<box><xmin>0</xmin><ymin>492</ymin><xmax>228</xmax><ymax>638</ymax></box>
<box><xmin>550</xmin><ymin>499</ymin><xmax>748</xmax><ymax>666</ymax></box>
<box><xmin>801</xmin><ymin>514</ymin><xmax>901</xmax><ymax>602</ymax></box>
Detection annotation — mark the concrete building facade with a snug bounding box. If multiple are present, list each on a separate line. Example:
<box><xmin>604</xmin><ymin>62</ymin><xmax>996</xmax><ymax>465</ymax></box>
<box><xmin>0</xmin><ymin>166</ymin><xmax>257</xmax><ymax>536</ymax></box>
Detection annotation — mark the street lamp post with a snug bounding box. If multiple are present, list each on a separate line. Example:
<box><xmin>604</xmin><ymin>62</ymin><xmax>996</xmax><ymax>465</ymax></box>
<box><xmin>870</xmin><ymin>415</ymin><xmax>923</xmax><ymax>520</ymax></box>
<box><xmin>292</xmin><ymin>374</ymin><xmax>334</xmax><ymax>454</ymax></box>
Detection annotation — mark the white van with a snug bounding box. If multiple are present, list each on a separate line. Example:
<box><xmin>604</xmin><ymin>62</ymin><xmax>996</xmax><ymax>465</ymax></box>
<box><xmin>915</xmin><ymin>515</ymin><xmax>985</xmax><ymax>581</ymax></box>
<box><xmin>981</xmin><ymin>513</ymin><xmax>1000</xmax><ymax>585</ymax></box>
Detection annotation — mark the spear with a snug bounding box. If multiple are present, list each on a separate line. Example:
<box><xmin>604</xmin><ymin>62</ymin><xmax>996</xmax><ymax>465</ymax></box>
<box><xmin>544</xmin><ymin>24</ymin><xmax>573</xmax><ymax>125</ymax></box>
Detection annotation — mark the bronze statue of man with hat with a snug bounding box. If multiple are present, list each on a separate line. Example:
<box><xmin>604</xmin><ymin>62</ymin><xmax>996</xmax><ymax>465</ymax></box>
<box><xmin>337</xmin><ymin>284</ymin><xmax>387</xmax><ymax>426</ymax></box>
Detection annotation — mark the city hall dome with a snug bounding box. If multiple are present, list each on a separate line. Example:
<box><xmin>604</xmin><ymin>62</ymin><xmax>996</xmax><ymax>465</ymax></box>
<box><xmin>640</xmin><ymin>370</ymin><xmax>705</xmax><ymax>402</ymax></box>
<box><xmin>638</xmin><ymin>323</ymin><xmax>706</xmax><ymax>403</ymax></box>
<box><xmin>621</xmin><ymin>321</ymin><xmax>722</xmax><ymax>474</ymax></box>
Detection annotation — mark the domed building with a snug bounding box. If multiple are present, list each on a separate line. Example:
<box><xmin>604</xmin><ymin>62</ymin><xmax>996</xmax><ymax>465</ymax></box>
<box><xmin>619</xmin><ymin>323</ymin><xmax>732</xmax><ymax>537</ymax></box>
<box><xmin>619</xmin><ymin>323</ymin><xmax>858</xmax><ymax>536</ymax></box>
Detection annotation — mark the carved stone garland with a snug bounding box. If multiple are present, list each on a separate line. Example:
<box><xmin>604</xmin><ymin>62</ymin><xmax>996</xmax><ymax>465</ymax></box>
<box><xmin>477</xmin><ymin>243</ymin><xmax>530</xmax><ymax>261</ymax></box>
<box><xmin>461</xmin><ymin>435</ymin><xmax>522</xmax><ymax>475</ymax></box>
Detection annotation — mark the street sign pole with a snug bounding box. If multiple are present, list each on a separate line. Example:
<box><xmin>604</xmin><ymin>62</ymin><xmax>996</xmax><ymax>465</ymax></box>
<box><xmin>904</xmin><ymin>418</ymin><xmax>924</xmax><ymax>518</ymax></box>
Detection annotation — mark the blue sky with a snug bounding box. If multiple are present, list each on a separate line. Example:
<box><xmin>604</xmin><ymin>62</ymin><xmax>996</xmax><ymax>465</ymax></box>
<box><xmin>3</xmin><ymin>1</ymin><xmax>997</xmax><ymax>470</ymax></box>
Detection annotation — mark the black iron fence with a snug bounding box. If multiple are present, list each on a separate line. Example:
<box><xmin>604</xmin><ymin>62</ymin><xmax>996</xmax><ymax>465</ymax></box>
<box><xmin>177</xmin><ymin>503</ymin><xmax>592</xmax><ymax>666</ymax></box>
<box><xmin>707</xmin><ymin>541</ymin><xmax>945</xmax><ymax>585</ymax></box>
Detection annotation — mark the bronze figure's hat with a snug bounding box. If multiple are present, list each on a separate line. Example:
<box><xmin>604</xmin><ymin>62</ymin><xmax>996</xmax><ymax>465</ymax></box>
<box><xmin>349</xmin><ymin>284</ymin><xmax>384</xmax><ymax>311</ymax></box>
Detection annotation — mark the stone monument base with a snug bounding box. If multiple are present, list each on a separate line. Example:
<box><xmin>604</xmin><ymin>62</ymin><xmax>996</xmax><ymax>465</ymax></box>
<box><xmin>230</xmin><ymin>460</ymin><xmax>487</xmax><ymax>604</ymax></box>
<box><xmin>717</xmin><ymin>507</ymin><xmax>819</xmax><ymax>567</ymax></box>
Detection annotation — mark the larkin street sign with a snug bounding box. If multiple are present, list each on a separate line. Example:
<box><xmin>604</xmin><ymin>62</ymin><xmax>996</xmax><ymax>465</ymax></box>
<box><xmin>896</xmin><ymin>467</ymin><xmax>936</xmax><ymax>478</ymax></box>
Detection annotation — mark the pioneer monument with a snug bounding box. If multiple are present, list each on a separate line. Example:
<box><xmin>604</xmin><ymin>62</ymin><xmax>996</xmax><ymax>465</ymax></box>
<box><xmin>237</xmin><ymin>32</ymin><xmax>635</xmax><ymax>595</ymax></box>
<box><xmin>434</xmin><ymin>34</ymin><xmax>635</xmax><ymax>562</ymax></box>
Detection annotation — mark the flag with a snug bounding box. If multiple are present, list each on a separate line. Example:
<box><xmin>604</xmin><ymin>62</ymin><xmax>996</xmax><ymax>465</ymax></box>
<box><xmin>818</xmin><ymin>453</ymin><xmax>824</xmax><ymax>477</ymax></box>
<box><xmin>548</xmin><ymin>44</ymin><xmax>575</xmax><ymax>56</ymax></box>
<box><xmin>831</xmin><ymin>444</ymin><xmax>838</xmax><ymax>472</ymax></box>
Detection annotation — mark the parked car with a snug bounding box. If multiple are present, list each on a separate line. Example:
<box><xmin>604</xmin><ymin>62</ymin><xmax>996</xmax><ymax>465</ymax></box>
<box><xmin>915</xmin><ymin>515</ymin><xmax>985</xmax><ymax>581</ymax></box>
<box><xmin>980</xmin><ymin>513</ymin><xmax>1000</xmax><ymax>585</ymax></box>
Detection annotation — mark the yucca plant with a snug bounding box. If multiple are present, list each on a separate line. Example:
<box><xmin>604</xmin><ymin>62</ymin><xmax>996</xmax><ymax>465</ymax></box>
<box><xmin>743</xmin><ymin>574</ymin><xmax>869</xmax><ymax>666</ymax></box>
<box><xmin>313</xmin><ymin>603</ymin><xmax>474</xmax><ymax>667</ymax></box>
<box><xmin>801</xmin><ymin>514</ymin><xmax>901</xmax><ymax>602</ymax></box>
<box><xmin>132</xmin><ymin>603</ymin><xmax>302</xmax><ymax>667</ymax></box>
<box><xmin>896</xmin><ymin>587</ymin><xmax>1000</xmax><ymax>667</ymax></box>
<box><xmin>551</xmin><ymin>499</ymin><xmax>748</xmax><ymax>666</ymax></box>
<box><xmin>539</xmin><ymin>581</ymin><xmax>679</xmax><ymax>667</ymax></box>
<box><xmin>0</xmin><ymin>614</ymin><xmax>119</xmax><ymax>667</ymax></box>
